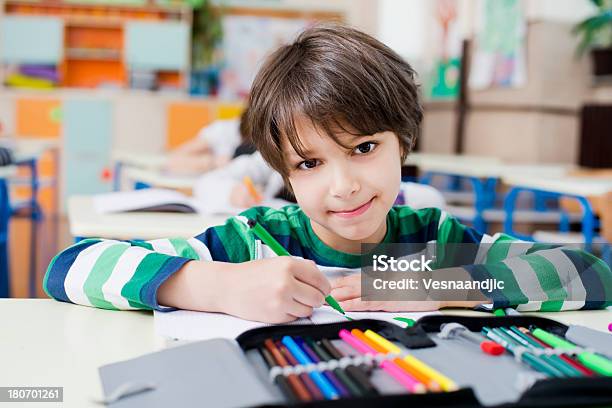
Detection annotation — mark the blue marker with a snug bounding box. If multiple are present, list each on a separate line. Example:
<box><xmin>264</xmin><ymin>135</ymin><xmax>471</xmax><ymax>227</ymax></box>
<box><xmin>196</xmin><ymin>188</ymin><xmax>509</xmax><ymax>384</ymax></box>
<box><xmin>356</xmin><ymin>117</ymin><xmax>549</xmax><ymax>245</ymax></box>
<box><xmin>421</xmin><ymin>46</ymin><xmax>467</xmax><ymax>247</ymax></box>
<box><xmin>281</xmin><ymin>335</ymin><xmax>340</xmax><ymax>400</ymax></box>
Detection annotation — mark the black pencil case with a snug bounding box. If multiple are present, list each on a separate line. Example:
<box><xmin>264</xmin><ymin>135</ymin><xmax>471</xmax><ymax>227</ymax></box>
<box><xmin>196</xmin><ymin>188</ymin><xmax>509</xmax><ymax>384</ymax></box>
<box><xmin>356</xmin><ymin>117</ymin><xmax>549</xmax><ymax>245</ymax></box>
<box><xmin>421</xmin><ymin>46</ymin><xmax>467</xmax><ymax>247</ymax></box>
<box><xmin>98</xmin><ymin>315</ymin><xmax>612</xmax><ymax>408</ymax></box>
<box><xmin>235</xmin><ymin>315</ymin><xmax>612</xmax><ymax>408</ymax></box>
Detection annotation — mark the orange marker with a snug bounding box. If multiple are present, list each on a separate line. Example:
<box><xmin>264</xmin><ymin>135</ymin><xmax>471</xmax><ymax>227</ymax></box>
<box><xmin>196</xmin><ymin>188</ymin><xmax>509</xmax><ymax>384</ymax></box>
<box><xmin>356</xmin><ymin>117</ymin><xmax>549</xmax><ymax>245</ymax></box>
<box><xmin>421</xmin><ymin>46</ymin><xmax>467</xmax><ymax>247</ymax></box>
<box><xmin>243</xmin><ymin>176</ymin><xmax>263</xmax><ymax>203</ymax></box>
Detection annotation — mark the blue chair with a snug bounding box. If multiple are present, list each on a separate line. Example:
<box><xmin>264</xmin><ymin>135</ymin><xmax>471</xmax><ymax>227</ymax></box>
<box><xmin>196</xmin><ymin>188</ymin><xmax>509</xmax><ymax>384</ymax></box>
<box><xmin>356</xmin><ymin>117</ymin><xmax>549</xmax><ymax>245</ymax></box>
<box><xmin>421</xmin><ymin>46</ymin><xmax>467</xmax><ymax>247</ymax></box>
<box><xmin>0</xmin><ymin>176</ymin><xmax>11</xmax><ymax>297</ymax></box>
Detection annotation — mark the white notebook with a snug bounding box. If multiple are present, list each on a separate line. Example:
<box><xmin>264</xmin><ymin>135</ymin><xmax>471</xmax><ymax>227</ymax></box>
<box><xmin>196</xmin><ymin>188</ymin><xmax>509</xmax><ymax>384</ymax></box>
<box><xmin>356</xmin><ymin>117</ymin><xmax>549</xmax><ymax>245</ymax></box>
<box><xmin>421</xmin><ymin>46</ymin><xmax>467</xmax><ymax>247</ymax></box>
<box><xmin>154</xmin><ymin>306</ymin><xmax>440</xmax><ymax>341</ymax></box>
<box><xmin>93</xmin><ymin>188</ymin><xmax>288</xmax><ymax>215</ymax></box>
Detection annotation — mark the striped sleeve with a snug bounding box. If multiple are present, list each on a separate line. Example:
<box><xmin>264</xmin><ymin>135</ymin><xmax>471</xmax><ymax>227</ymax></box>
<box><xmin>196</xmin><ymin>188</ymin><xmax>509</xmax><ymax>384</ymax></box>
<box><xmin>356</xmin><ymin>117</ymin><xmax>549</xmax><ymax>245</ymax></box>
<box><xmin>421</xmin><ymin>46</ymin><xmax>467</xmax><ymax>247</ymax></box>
<box><xmin>436</xmin><ymin>211</ymin><xmax>612</xmax><ymax>312</ymax></box>
<box><xmin>43</xmin><ymin>217</ymin><xmax>253</xmax><ymax>311</ymax></box>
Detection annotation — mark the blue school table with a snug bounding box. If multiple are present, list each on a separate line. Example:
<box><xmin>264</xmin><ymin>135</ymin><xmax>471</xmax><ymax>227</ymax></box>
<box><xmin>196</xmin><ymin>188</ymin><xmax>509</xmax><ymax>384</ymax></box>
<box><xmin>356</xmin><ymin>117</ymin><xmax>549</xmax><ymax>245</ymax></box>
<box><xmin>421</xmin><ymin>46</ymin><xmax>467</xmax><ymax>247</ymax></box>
<box><xmin>502</xmin><ymin>174</ymin><xmax>612</xmax><ymax>250</ymax></box>
<box><xmin>405</xmin><ymin>153</ymin><xmax>572</xmax><ymax>233</ymax></box>
<box><xmin>0</xmin><ymin>166</ymin><xmax>16</xmax><ymax>297</ymax></box>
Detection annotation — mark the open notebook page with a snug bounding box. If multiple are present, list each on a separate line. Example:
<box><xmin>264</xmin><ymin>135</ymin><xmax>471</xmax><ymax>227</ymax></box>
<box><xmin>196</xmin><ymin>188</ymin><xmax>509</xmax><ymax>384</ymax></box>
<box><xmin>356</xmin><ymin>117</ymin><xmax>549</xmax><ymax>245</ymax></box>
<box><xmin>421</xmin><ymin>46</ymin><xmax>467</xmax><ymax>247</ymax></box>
<box><xmin>154</xmin><ymin>306</ymin><xmax>440</xmax><ymax>341</ymax></box>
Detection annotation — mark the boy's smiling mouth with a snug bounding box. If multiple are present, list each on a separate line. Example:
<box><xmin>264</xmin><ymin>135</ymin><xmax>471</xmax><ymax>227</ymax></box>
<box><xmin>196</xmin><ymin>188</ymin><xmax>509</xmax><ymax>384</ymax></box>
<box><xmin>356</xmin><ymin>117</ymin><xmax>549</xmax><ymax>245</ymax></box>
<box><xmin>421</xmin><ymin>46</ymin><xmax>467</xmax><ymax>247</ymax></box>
<box><xmin>329</xmin><ymin>197</ymin><xmax>375</xmax><ymax>218</ymax></box>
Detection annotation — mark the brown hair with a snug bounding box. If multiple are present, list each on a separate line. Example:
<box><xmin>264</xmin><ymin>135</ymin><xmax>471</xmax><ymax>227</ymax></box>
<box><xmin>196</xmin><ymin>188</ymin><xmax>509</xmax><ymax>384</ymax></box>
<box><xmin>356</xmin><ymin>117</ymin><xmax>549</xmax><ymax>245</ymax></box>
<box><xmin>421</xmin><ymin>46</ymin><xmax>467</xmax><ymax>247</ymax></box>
<box><xmin>242</xmin><ymin>23</ymin><xmax>423</xmax><ymax>182</ymax></box>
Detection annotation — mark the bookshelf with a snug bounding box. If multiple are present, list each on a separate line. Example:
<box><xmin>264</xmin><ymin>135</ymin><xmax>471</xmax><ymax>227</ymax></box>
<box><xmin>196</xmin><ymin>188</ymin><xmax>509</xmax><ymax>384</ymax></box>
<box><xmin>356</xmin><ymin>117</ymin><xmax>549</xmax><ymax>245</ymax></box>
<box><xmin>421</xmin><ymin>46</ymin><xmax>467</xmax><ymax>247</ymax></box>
<box><xmin>2</xmin><ymin>0</ymin><xmax>192</xmax><ymax>90</ymax></box>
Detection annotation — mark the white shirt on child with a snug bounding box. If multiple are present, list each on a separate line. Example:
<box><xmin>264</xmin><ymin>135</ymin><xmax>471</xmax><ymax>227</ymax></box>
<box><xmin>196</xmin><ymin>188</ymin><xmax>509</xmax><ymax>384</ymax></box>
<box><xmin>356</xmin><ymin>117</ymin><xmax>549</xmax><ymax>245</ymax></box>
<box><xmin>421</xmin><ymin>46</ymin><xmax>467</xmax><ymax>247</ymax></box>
<box><xmin>196</xmin><ymin>119</ymin><xmax>242</xmax><ymax>158</ymax></box>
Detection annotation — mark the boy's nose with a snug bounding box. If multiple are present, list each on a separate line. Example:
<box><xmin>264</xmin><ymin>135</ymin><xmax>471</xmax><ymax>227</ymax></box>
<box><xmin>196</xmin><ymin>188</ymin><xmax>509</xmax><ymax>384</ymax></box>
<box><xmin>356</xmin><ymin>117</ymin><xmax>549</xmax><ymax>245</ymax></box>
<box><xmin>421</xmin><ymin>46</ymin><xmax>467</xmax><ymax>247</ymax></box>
<box><xmin>329</xmin><ymin>165</ymin><xmax>360</xmax><ymax>199</ymax></box>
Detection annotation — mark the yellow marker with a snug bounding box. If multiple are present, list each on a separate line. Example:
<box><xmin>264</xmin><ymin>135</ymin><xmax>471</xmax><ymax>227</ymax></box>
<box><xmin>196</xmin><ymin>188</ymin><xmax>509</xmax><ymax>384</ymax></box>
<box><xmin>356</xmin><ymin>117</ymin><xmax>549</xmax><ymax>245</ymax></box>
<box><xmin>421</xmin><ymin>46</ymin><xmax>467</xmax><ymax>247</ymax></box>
<box><xmin>243</xmin><ymin>176</ymin><xmax>263</xmax><ymax>203</ymax></box>
<box><xmin>364</xmin><ymin>330</ymin><xmax>402</xmax><ymax>354</ymax></box>
<box><xmin>403</xmin><ymin>355</ymin><xmax>458</xmax><ymax>392</ymax></box>
<box><xmin>350</xmin><ymin>329</ymin><xmax>387</xmax><ymax>353</ymax></box>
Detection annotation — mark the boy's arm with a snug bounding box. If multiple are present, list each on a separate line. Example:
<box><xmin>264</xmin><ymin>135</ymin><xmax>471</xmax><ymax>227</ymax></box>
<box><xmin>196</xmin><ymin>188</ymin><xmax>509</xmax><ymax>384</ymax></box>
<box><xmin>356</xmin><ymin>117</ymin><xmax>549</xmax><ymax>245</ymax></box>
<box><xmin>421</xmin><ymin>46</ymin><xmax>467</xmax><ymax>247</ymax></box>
<box><xmin>43</xmin><ymin>219</ymin><xmax>250</xmax><ymax>311</ymax></box>
<box><xmin>438</xmin><ymin>212</ymin><xmax>612</xmax><ymax>312</ymax></box>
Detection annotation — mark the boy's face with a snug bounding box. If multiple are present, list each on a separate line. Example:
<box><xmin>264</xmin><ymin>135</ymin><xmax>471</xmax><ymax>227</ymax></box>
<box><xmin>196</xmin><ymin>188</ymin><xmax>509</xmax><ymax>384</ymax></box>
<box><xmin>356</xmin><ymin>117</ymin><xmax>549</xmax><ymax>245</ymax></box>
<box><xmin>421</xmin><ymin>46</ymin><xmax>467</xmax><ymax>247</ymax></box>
<box><xmin>284</xmin><ymin>116</ymin><xmax>402</xmax><ymax>253</ymax></box>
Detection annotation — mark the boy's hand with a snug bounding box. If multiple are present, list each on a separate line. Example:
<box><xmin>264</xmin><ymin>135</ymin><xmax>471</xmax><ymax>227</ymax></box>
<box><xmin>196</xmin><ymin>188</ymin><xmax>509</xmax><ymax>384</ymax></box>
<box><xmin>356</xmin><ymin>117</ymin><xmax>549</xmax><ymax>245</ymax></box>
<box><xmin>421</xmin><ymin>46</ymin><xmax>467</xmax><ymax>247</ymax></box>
<box><xmin>221</xmin><ymin>257</ymin><xmax>331</xmax><ymax>323</ymax></box>
<box><xmin>330</xmin><ymin>274</ymin><xmax>443</xmax><ymax>312</ymax></box>
<box><xmin>230</xmin><ymin>182</ymin><xmax>262</xmax><ymax>208</ymax></box>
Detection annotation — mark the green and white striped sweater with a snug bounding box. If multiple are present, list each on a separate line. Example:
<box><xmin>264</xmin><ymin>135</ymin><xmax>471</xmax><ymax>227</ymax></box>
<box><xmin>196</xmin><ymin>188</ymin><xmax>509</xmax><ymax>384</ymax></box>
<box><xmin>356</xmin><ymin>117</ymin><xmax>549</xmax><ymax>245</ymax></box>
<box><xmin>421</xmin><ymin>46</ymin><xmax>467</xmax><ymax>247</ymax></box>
<box><xmin>44</xmin><ymin>205</ymin><xmax>612</xmax><ymax>312</ymax></box>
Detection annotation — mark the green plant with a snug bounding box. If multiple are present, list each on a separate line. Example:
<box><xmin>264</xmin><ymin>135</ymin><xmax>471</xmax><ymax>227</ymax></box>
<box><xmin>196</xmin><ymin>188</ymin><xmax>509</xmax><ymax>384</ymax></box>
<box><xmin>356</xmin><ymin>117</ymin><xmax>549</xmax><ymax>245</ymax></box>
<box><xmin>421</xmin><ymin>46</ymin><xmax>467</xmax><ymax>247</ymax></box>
<box><xmin>191</xmin><ymin>0</ymin><xmax>223</xmax><ymax>70</ymax></box>
<box><xmin>573</xmin><ymin>0</ymin><xmax>612</xmax><ymax>56</ymax></box>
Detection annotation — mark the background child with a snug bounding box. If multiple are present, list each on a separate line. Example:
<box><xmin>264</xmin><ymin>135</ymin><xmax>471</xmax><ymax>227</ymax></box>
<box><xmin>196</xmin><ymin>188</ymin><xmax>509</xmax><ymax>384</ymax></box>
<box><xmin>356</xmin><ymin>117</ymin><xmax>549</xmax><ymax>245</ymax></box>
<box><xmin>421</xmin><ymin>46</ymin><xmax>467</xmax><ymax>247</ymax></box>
<box><xmin>165</xmin><ymin>116</ymin><xmax>255</xmax><ymax>174</ymax></box>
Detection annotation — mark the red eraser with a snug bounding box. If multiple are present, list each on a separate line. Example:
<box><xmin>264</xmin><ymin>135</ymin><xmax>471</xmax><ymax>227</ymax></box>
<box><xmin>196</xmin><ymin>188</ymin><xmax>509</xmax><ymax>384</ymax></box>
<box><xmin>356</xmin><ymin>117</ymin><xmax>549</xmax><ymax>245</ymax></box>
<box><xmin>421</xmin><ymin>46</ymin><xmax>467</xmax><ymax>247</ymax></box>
<box><xmin>481</xmin><ymin>341</ymin><xmax>505</xmax><ymax>356</ymax></box>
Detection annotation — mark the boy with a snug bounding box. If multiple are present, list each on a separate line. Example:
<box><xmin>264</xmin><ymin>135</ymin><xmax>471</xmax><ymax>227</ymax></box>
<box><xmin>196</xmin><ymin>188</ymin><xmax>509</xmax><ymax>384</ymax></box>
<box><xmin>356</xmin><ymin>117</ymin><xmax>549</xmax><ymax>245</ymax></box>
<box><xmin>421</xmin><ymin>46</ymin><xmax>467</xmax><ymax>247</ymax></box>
<box><xmin>44</xmin><ymin>24</ymin><xmax>611</xmax><ymax>323</ymax></box>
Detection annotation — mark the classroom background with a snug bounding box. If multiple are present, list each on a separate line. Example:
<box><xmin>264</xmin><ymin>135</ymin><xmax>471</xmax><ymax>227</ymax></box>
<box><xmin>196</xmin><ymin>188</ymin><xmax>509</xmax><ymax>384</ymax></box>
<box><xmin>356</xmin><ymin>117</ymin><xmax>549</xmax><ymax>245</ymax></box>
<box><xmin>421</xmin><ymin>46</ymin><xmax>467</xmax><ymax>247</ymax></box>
<box><xmin>1</xmin><ymin>0</ymin><xmax>611</xmax><ymax>299</ymax></box>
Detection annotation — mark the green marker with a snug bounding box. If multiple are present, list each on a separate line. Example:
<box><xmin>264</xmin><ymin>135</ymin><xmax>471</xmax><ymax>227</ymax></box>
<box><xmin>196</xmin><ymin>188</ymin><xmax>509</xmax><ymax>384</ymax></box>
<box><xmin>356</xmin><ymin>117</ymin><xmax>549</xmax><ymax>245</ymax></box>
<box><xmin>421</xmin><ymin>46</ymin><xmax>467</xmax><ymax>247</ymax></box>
<box><xmin>532</xmin><ymin>328</ymin><xmax>612</xmax><ymax>376</ymax></box>
<box><xmin>245</xmin><ymin>218</ymin><xmax>346</xmax><ymax>317</ymax></box>
<box><xmin>493</xmin><ymin>309</ymin><xmax>506</xmax><ymax>317</ymax></box>
<box><xmin>393</xmin><ymin>317</ymin><xmax>415</xmax><ymax>327</ymax></box>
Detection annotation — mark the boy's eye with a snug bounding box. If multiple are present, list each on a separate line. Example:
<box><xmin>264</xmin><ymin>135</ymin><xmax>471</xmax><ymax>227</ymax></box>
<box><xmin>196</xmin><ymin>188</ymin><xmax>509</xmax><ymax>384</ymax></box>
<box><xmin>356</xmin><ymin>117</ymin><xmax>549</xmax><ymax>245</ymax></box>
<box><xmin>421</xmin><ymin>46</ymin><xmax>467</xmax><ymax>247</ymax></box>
<box><xmin>353</xmin><ymin>142</ymin><xmax>377</xmax><ymax>155</ymax></box>
<box><xmin>297</xmin><ymin>159</ymin><xmax>319</xmax><ymax>170</ymax></box>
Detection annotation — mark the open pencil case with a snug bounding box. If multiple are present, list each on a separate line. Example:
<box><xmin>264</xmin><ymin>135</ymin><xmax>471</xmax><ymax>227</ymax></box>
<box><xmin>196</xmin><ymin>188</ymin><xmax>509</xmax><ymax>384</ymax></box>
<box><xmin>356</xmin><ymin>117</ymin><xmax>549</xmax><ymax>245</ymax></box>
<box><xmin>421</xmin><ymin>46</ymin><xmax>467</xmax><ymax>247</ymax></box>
<box><xmin>98</xmin><ymin>315</ymin><xmax>612</xmax><ymax>408</ymax></box>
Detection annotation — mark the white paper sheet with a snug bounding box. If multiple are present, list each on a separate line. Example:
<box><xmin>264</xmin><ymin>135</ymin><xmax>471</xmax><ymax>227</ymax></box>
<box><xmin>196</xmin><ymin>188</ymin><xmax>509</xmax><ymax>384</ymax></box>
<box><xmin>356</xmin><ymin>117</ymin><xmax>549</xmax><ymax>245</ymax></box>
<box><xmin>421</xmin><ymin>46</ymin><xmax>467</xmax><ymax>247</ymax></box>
<box><xmin>154</xmin><ymin>306</ymin><xmax>440</xmax><ymax>341</ymax></box>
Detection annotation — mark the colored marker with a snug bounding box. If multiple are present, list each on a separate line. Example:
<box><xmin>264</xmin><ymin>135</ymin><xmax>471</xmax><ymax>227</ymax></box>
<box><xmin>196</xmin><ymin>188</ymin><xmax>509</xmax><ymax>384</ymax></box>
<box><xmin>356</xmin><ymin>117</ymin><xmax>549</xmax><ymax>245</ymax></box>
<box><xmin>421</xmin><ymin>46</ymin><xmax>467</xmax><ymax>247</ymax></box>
<box><xmin>402</xmin><ymin>354</ymin><xmax>458</xmax><ymax>392</ymax></box>
<box><xmin>483</xmin><ymin>327</ymin><xmax>564</xmax><ymax>378</ymax></box>
<box><xmin>362</xmin><ymin>331</ymin><xmax>427</xmax><ymax>393</ymax></box>
<box><xmin>339</xmin><ymin>329</ymin><xmax>377</xmax><ymax>355</ymax></box>
<box><xmin>339</xmin><ymin>329</ymin><xmax>426</xmax><ymax>393</ymax></box>
<box><xmin>320</xmin><ymin>338</ymin><xmax>379</xmax><ymax>396</ymax></box>
<box><xmin>510</xmin><ymin>326</ymin><xmax>595</xmax><ymax>377</ymax></box>
<box><xmin>608</xmin><ymin>323</ymin><xmax>612</xmax><ymax>333</ymax></box>
<box><xmin>243</xmin><ymin>176</ymin><xmax>263</xmax><ymax>203</ymax></box>
<box><xmin>351</xmin><ymin>329</ymin><xmax>388</xmax><ymax>354</ymax></box>
<box><xmin>259</xmin><ymin>348</ymin><xmax>299</xmax><ymax>402</ymax></box>
<box><xmin>282</xmin><ymin>336</ymin><xmax>340</xmax><ymax>400</ymax></box>
<box><xmin>295</xmin><ymin>337</ymin><xmax>350</xmax><ymax>398</ymax></box>
<box><xmin>306</xmin><ymin>338</ymin><xmax>365</xmax><ymax>397</ymax></box>
<box><xmin>264</xmin><ymin>339</ymin><xmax>312</xmax><ymax>402</ymax></box>
<box><xmin>500</xmin><ymin>328</ymin><xmax>580</xmax><ymax>377</ymax></box>
<box><xmin>393</xmin><ymin>358</ymin><xmax>441</xmax><ymax>392</ymax></box>
<box><xmin>516</xmin><ymin>328</ymin><xmax>595</xmax><ymax>376</ymax></box>
<box><xmin>245</xmin><ymin>218</ymin><xmax>346</xmax><ymax>317</ymax></box>
<box><xmin>278</xmin><ymin>342</ymin><xmax>324</xmax><ymax>400</ymax></box>
<box><xmin>364</xmin><ymin>329</ymin><xmax>402</xmax><ymax>354</ymax></box>
<box><xmin>531</xmin><ymin>328</ymin><xmax>612</xmax><ymax>376</ymax></box>
<box><xmin>493</xmin><ymin>309</ymin><xmax>506</xmax><ymax>317</ymax></box>
<box><xmin>491</xmin><ymin>327</ymin><xmax>566</xmax><ymax>377</ymax></box>
<box><xmin>393</xmin><ymin>317</ymin><xmax>415</xmax><ymax>327</ymax></box>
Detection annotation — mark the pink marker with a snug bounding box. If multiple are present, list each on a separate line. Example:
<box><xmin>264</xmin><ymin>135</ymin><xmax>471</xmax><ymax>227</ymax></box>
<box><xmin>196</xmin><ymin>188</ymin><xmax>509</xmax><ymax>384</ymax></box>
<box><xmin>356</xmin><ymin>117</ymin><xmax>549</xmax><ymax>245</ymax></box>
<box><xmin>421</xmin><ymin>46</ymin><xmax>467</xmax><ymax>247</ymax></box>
<box><xmin>381</xmin><ymin>360</ymin><xmax>426</xmax><ymax>394</ymax></box>
<box><xmin>339</xmin><ymin>329</ymin><xmax>426</xmax><ymax>394</ymax></box>
<box><xmin>338</xmin><ymin>329</ymin><xmax>377</xmax><ymax>355</ymax></box>
<box><xmin>608</xmin><ymin>323</ymin><xmax>612</xmax><ymax>333</ymax></box>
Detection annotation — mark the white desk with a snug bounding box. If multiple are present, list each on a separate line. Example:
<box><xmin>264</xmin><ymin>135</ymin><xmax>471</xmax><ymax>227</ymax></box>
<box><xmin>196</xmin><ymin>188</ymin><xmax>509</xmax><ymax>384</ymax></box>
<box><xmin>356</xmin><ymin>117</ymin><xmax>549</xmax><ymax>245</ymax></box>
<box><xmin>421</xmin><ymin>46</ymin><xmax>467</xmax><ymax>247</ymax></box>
<box><xmin>0</xmin><ymin>299</ymin><xmax>165</xmax><ymax>408</ymax></box>
<box><xmin>1</xmin><ymin>299</ymin><xmax>610</xmax><ymax>408</ymax></box>
<box><xmin>0</xmin><ymin>165</ymin><xmax>16</xmax><ymax>178</ymax></box>
<box><xmin>68</xmin><ymin>195</ymin><xmax>227</xmax><ymax>240</ymax></box>
<box><xmin>502</xmin><ymin>175</ymin><xmax>612</xmax><ymax>198</ymax></box>
<box><xmin>122</xmin><ymin>167</ymin><xmax>199</xmax><ymax>190</ymax></box>
<box><xmin>405</xmin><ymin>153</ymin><xmax>503</xmax><ymax>179</ymax></box>
<box><xmin>405</xmin><ymin>153</ymin><xmax>572</xmax><ymax>180</ymax></box>
<box><xmin>13</xmin><ymin>139</ymin><xmax>58</xmax><ymax>163</ymax></box>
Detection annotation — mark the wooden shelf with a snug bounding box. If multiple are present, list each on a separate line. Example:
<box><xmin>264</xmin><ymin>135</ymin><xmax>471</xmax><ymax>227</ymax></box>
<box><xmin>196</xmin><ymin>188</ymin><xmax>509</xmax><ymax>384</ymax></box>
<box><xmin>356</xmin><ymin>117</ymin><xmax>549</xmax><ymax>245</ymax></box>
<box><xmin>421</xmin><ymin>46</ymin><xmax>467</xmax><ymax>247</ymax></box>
<box><xmin>5</xmin><ymin>0</ymin><xmax>189</xmax><ymax>15</ymax></box>
<box><xmin>4</xmin><ymin>0</ymin><xmax>191</xmax><ymax>91</ymax></box>
<box><xmin>65</xmin><ymin>48</ymin><xmax>122</xmax><ymax>61</ymax></box>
